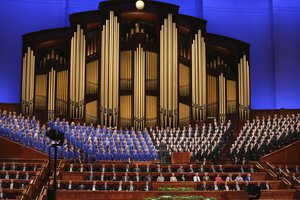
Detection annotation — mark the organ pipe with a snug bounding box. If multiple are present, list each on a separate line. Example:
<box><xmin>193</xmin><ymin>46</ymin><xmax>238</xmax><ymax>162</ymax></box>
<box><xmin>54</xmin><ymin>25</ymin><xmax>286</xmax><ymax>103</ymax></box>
<box><xmin>219</xmin><ymin>73</ymin><xmax>226</xmax><ymax>123</ymax></box>
<box><xmin>48</xmin><ymin>67</ymin><xmax>56</xmax><ymax>120</ymax></box>
<box><xmin>160</xmin><ymin>14</ymin><xmax>178</xmax><ymax>128</ymax></box>
<box><xmin>70</xmin><ymin>24</ymin><xmax>86</xmax><ymax>119</ymax></box>
<box><xmin>192</xmin><ymin>30</ymin><xmax>207</xmax><ymax>121</ymax></box>
<box><xmin>21</xmin><ymin>47</ymin><xmax>35</xmax><ymax>115</ymax></box>
<box><xmin>100</xmin><ymin>11</ymin><xmax>119</xmax><ymax>127</ymax></box>
<box><xmin>134</xmin><ymin>44</ymin><xmax>146</xmax><ymax>130</ymax></box>
<box><xmin>238</xmin><ymin>55</ymin><xmax>250</xmax><ymax>120</ymax></box>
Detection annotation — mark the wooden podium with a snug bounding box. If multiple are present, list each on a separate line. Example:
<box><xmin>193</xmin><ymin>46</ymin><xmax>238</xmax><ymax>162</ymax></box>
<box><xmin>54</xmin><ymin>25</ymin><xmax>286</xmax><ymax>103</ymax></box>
<box><xmin>171</xmin><ymin>152</ymin><xmax>191</xmax><ymax>164</ymax></box>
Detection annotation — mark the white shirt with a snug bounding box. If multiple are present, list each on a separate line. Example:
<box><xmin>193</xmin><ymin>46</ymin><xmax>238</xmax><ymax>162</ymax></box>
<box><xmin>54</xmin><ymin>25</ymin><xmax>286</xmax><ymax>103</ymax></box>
<box><xmin>170</xmin><ymin>176</ymin><xmax>177</xmax><ymax>182</ymax></box>
<box><xmin>193</xmin><ymin>176</ymin><xmax>200</xmax><ymax>182</ymax></box>
<box><xmin>214</xmin><ymin>185</ymin><xmax>218</xmax><ymax>190</ymax></box>
<box><xmin>225</xmin><ymin>185</ymin><xmax>229</xmax><ymax>191</ymax></box>
<box><xmin>118</xmin><ymin>185</ymin><xmax>122</xmax><ymax>191</ymax></box>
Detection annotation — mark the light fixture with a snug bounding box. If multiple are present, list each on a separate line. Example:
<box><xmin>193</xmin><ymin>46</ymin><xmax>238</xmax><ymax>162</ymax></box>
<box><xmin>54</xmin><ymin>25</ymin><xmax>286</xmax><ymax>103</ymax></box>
<box><xmin>135</xmin><ymin>0</ymin><xmax>145</xmax><ymax>10</ymax></box>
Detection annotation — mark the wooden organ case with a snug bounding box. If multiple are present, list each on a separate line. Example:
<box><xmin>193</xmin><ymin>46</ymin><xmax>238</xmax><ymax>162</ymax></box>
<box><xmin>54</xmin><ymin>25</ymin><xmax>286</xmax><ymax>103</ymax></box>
<box><xmin>21</xmin><ymin>0</ymin><xmax>250</xmax><ymax>128</ymax></box>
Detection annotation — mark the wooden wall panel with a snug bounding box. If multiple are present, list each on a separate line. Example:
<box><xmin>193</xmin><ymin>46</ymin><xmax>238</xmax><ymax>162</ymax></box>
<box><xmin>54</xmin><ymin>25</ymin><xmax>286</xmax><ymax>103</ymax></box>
<box><xmin>0</xmin><ymin>103</ymin><xmax>20</xmax><ymax>114</ymax></box>
<box><xmin>260</xmin><ymin>140</ymin><xmax>300</xmax><ymax>163</ymax></box>
<box><xmin>56</xmin><ymin>190</ymin><xmax>248</xmax><ymax>200</ymax></box>
<box><xmin>0</xmin><ymin>136</ymin><xmax>47</xmax><ymax>159</ymax></box>
<box><xmin>251</xmin><ymin>109</ymin><xmax>300</xmax><ymax>119</ymax></box>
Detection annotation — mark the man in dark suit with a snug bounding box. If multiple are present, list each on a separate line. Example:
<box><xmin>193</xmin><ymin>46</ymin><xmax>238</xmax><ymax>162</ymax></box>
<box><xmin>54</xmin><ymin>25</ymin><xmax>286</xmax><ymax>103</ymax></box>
<box><xmin>132</xmin><ymin>172</ymin><xmax>141</xmax><ymax>182</ymax></box>
<box><xmin>122</xmin><ymin>172</ymin><xmax>131</xmax><ymax>181</ymax></box>
<box><xmin>100</xmin><ymin>181</ymin><xmax>110</xmax><ymax>191</ymax></box>
<box><xmin>0</xmin><ymin>188</ymin><xmax>6</xmax><ymax>199</ymax></box>
<box><xmin>86</xmin><ymin>171</ymin><xmax>97</xmax><ymax>181</ymax></box>
<box><xmin>143</xmin><ymin>164</ymin><xmax>151</xmax><ymax>173</ymax></box>
<box><xmin>67</xmin><ymin>180</ymin><xmax>74</xmax><ymax>190</ymax></box>
<box><xmin>261</xmin><ymin>181</ymin><xmax>271</xmax><ymax>190</ymax></box>
<box><xmin>142</xmin><ymin>181</ymin><xmax>152</xmax><ymax>191</ymax></box>
<box><xmin>127</xmin><ymin>181</ymin><xmax>135</xmax><ymax>191</ymax></box>
<box><xmin>144</xmin><ymin>173</ymin><xmax>153</xmax><ymax>182</ymax></box>
<box><xmin>199</xmin><ymin>181</ymin><xmax>209</xmax><ymax>191</ymax></box>
<box><xmin>78</xmin><ymin>181</ymin><xmax>87</xmax><ymax>190</ymax></box>
<box><xmin>117</xmin><ymin>181</ymin><xmax>124</xmax><ymax>191</ymax></box>
<box><xmin>159</xmin><ymin>139</ymin><xmax>168</xmax><ymax>163</ymax></box>
<box><xmin>133</xmin><ymin>164</ymin><xmax>141</xmax><ymax>172</ymax></box>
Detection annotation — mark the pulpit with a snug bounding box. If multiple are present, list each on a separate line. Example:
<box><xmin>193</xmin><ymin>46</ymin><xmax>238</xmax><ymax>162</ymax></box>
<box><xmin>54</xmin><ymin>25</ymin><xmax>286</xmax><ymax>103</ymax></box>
<box><xmin>171</xmin><ymin>152</ymin><xmax>191</xmax><ymax>164</ymax></box>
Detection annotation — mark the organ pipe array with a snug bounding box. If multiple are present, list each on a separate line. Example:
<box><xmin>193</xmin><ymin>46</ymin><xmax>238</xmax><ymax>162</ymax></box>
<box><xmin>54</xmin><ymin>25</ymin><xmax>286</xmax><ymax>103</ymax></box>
<box><xmin>160</xmin><ymin>14</ymin><xmax>178</xmax><ymax>128</ymax></box>
<box><xmin>21</xmin><ymin>1</ymin><xmax>251</xmax><ymax>128</ymax></box>
<box><xmin>219</xmin><ymin>73</ymin><xmax>226</xmax><ymax>123</ymax></box>
<box><xmin>48</xmin><ymin>67</ymin><xmax>56</xmax><ymax>120</ymax></box>
<box><xmin>21</xmin><ymin>47</ymin><xmax>35</xmax><ymax>116</ymax></box>
<box><xmin>238</xmin><ymin>55</ymin><xmax>250</xmax><ymax>120</ymax></box>
<box><xmin>70</xmin><ymin>24</ymin><xmax>86</xmax><ymax>119</ymax></box>
<box><xmin>192</xmin><ymin>29</ymin><xmax>207</xmax><ymax>121</ymax></box>
<box><xmin>100</xmin><ymin>11</ymin><xmax>120</xmax><ymax>127</ymax></box>
<box><xmin>134</xmin><ymin>44</ymin><xmax>146</xmax><ymax>130</ymax></box>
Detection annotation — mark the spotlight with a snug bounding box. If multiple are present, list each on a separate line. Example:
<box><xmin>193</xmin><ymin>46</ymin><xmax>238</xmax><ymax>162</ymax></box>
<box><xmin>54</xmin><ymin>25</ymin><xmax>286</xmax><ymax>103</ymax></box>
<box><xmin>136</xmin><ymin>0</ymin><xmax>145</xmax><ymax>10</ymax></box>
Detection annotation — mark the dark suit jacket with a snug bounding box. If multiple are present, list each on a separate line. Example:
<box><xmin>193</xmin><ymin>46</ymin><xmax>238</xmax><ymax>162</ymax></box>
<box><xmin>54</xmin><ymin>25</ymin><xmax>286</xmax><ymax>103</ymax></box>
<box><xmin>142</xmin><ymin>184</ymin><xmax>152</xmax><ymax>191</ymax></box>
<box><xmin>126</xmin><ymin>185</ymin><xmax>136</xmax><ymax>191</ymax></box>
<box><xmin>100</xmin><ymin>184</ymin><xmax>110</xmax><ymax>191</ymax></box>
<box><xmin>132</xmin><ymin>176</ymin><xmax>141</xmax><ymax>182</ymax></box>
<box><xmin>77</xmin><ymin>184</ymin><xmax>87</xmax><ymax>190</ymax></box>
<box><xmin>199</xmin><ymin>185</ymin><xmax>209</xmax><ymax>191</ymax></box>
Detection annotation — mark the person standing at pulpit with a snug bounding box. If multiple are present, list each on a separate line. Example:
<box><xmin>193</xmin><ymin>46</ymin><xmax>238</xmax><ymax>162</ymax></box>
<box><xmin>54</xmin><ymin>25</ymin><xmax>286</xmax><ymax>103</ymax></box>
<box><xmin>159</xmin><ymin>139</ymin><xmax>167</xmax><ymax>163</ymax></box>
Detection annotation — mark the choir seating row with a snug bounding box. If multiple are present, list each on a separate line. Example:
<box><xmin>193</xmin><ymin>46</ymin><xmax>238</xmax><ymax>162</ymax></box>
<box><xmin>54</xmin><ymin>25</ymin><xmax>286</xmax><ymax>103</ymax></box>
<box><xmin>51</xmin><ymin>180</ymin><xmax>281</xmax><ymax>191</ymax></box>
<box><xmin>0</xmin><ymin>159</ymin><xmax>48</xmax><ymax>200</ymax></box>
<box><xmin>61</xmin><ymin>162</ymin><xmax>257</xmax><ymax>173</ymax></box>
<box><xmin>0</xmin><ymin>162</ymin><xmax>44</xmax><ymax>171</ymax></box>
<box><xmin>59</xmin><ymin>171</ymin><xmax>271</xmax><ymax>182</ymax></box>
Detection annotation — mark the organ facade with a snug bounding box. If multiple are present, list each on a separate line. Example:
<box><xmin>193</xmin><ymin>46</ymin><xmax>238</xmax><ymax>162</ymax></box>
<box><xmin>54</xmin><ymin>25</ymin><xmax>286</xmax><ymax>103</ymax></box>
<box><xmin>21</xmin><ymin>0</ymin><xmax>250</xmax><ymax>128</ymax></box>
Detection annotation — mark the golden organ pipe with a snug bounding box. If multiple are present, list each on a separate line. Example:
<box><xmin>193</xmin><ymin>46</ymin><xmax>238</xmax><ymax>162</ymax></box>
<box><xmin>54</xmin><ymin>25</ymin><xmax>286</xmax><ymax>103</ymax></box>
<box><xmin>26</xmin><ymin>50</ymin><xmax>29</xmax><ymax>105</ymax></box>
<box><xmin>202</xmin><ymin>38</ymin><xmax>206</xmax><ymax>119</ymax></box>
<box><xmin>241</xmin><ymin>57</ymin><xmax>244</xmax><ymax>118</ymax></box>
<box><xmin>238</xmin><ymin>63</ymin><xmax>241</xmax><ymax>118</ymax></box>
<box><xmin>198</xmin><ymin>34</ymin><xmax>201</xmax><ymax>119</ymax></box>
<box><xmin>113</xmin><ymin>17</ymin><xmax>116</xmax><ymax>124</ymax></box>
<box><xmin>75</xmin><ymin>28</ymin><xmax>79</xmax><ymax>117</ymax></box>
<box><xmin>164</xmin><ymin>21</ymin><xmax>167</xmax><ymax>126</ymax></box>
<box><xmin>117</xmin><ymin>21</ymin><xmax>119</xmax><ymax>125</ymax></box>
<box><xmin>241</xmin><ymin>60</ymin><xmax>244</xmax><ymax>119</ymax></box>
<box><xmin>30</xmin><ymin>52</ymin><xmax>35</xmax><ymax>113</ymax></box>
<box><xmin>104</xmin><ymin>20</ymin><xmax>108</xmax><ymax>125</ymax></box>
<box><xmin>100</xmin><ymin>27</ymin><xmax>104</xmax><ymax>124</ymax></box>
<box><xmin>160</xmin><ymin>28</ymin><xmax>163</xmax><ymax>126</ymax></box>
<box><xmin>172</xmin><ymin>23</ymin><xmax>175</xmax><ymax>122</ymax></box>
<box><xmin>70</xmin><ymin>37</ymin><xmax>73</xmax><ymax>117</ymax></box>
<box><xmin>246</xmin><ymin>60</ymin><xmax>250</xmax><ymax>118</ymax></box>
<box><xmin>191</xmin><ymin>42</ymin><xmax>194</xmax><ymax>119</ymax></box>
<box><xmin>175</xmin><ymin>23</ymin><xmax>177</xmax><ymax>119</ymax></box>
